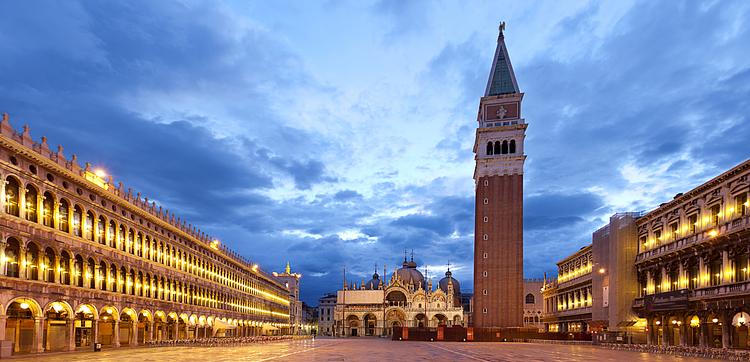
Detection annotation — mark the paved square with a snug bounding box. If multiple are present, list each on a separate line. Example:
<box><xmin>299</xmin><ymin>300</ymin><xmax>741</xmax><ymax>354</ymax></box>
<box><xmin>7</xmin><ymin>338</ymin><xmax>717</xmax><ymax>361</ymax></box>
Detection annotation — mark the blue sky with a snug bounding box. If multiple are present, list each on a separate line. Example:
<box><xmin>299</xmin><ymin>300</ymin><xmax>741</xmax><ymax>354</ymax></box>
<box><xmin>1</xmin><ymin>1</ymin><xmax>749</xmax><ymax>305</ymax></box>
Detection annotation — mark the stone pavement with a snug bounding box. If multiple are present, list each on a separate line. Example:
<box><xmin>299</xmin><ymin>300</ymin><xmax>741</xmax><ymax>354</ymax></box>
<box><xmin>6</xmin><ymin>337</ymin><xmax>718</xmax><ymax>361</ymax></box>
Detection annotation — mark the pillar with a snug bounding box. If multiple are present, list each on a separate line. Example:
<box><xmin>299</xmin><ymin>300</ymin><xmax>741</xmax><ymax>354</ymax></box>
<box><xmin>173</xmin><ymin>323</ymin><xmax>178</xmax><ymax>340</ymax></box>
<box><xmin>113</xmin><ymin>320</ymin><xmax>120</xmax><ymax>347</ymax></box>
<box><xmin>18</xmin><ymin>245</ymin><xmax>27</xmax><ymax>280</ymax></box>
<box><xmin>661</xmin><ymin>317</ymin><xmax>669</xmax><ymax>347</ymax></box>
<box><xmin>33</xmin><ymin>317</ymin><xmax>43</xmax><ymax>353</ymax></box>
<box><xmin>699</xmin><ymin>317</ymin><xmax>709</xmax><ymax>348</ymax></box>
<box><xmin>131</xmin><ymin>321</ymin><xmax>138</xmax><ymax>346</ymax></box>
<box><xmin>93</xmin><ymin>318</ymin><xmax>99</xmax><ymax>345</ymax></box>
<box><xmin>679</xmin><ymin>320</ymin><xmax>687</xmax><ymax>346</ymax></box>
<box><xmin>149</xmin><ymin>321</ymin><xmax>154</xmax><ymax>342</ymax></box>
<box><xmin>722</xmin><ymin>250</ymin><xmax>730</xmax><ymax>284</ymax></box>
<box><xmin>67</xmin><ymin>319</ymin><xmax>75</xmax><ymax>351</ymax></box>
<box><xmin>722</xmin><ymin>314</ymin><xmax>731</xmax><ymax>349</ymax></box>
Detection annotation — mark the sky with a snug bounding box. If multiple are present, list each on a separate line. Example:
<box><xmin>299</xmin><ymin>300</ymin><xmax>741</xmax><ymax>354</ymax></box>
<box><xmin>1</xmin><ymin>0</ymin><xmax>749</xmax><ymax>305</ymax></box>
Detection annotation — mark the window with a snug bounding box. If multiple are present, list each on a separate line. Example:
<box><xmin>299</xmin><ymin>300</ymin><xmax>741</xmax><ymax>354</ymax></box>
<box><xmin>483</xmin><ymin>271</ymin><xmax>487</xmax><ymax>277</ymax></box>
<box><xmin>483</xmin><ymin>252</ymin><xmax>488</xmax><ymax>259</ymax></box>
<box><xmin>710</xmin><ymin>204</ymin><xmax>721</xmax><ymax>226</ymax></box>
<box><xmin>483</xmin><ymin>308</ymin><xmax>487</xmax><ymax>314</ymax></box>
<box><xmin>509</xmin><ymin>140</ymin><xmax>516</xmax><ymax>153</ymax></box>
<box><xmin>525</xmin><ymin>293</ymin><xmax>535</xmax><ymax>304</ymax></box>
<box><xmin>654</xmin><ymin>229</ymin><xmax>662</xmax><ymax>245</ymax></box>
<box><xmin>58</xmin><ymin>199</ymin><xmax>69</xmax><ymax>232</ymax></box>
<box><xmin>42</xmin><ymin>192</ymin><xmax>54</xmax><ymax>227</ymax></box>
<box><xmin>483</xmin><ymin>216</ymin><xmax>488</xmax><ymax>222</ymax></box>
<box><xmin>736</xmin><ymin>193</ymin><xmax>748</xmax><ymax>217</ymax></box>
<box><xmin>493</xmin><ymin>141</ymin><xmax>501</xmax><ymax>155</ymax></box>
<box><xmin>483</xmin><ymin>198</ymin><xmax>488</xmax><ymax>205</ymax></box>
<box><xmin>688</xmin><ymin>264</ymin><xmax>699</xmax><ymax>289</ymax></box>
<box><xmin>482</xmin><ymin>289</ymin><xmax>488</xmax><ymax>295</ymax></box>
<box><xmin>72</xmin><ymin>206</ymin><xmax>83</xmax><ymax>237</ymax></box>
<box><xmin>639</xmin><ymin>236</ymin><xmax>647</xmax><ymax>251</ymax></box>
<box><xmin>669</xmin><ymin>268</ymin><xmax>679</xmax><ymax>291</ymax></box>
<box><xmin>735</xmin><ymin>254</ymin><xmax>749</xmax><ymax>283</ymax></box>
<box><xmin>687</xmin><ymin>214</ymin><xmax>698</xmax><ymax>234</ymax></box>
<box><xmin>486</xmin><ymin>142</ymin><xmax>493</xmax><ymax>155</ymax></box>
<box><xmin>501</xmin><ymin>140</ymin><xmax>508</xmax><ymax>154</ymax></box>
<box><xmin>710</xmin><ymin>258</ymin><xmax>722</xmax><ymax>286</ymax></box>
<box><xmin>24</xmin><ymin>185</ymin><xmax>37</xmax><ymax>222</ymax></box>
<box><xmin>483</xmin><ymin>234</ymin><xmax>488</xmax><ymax>240</ymax></box>
<box><xmin>669</xmin><ymin>222</ymin><xmax>678</xmax><ymax>240</ymax></box>
<box><xmin>4</xmin><ymin>177</ymin><xmax>20</xmax><ymax>216</ymax></box>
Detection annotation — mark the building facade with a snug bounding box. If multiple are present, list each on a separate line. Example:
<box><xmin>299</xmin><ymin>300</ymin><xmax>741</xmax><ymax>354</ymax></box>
<box><xmin>523</xmin><ymin>279</ymin><xmax>544</xmax><ymax>331</ymax></box>
<box><xmin>273</xmin><ymin>262</ymin><xmax>302</xmax><ymax>334</ymax></box>
<box><xmin>542</xmin><ymin>245</ymin><xmax>593</xmax><ymax>333</ymax></box>
<box><xmin>0</xmin><ymin>114</ymin><xmax>293</xmax><ymax>357</ymax></box>
<box><xmin>318</xmin><ymin>293</ymin><xmax>336</xmax><ymax>336</ymax></box>
<box><xmin>335</xmin><ymin>257</ymin><xmax>464</xmax><ymax>337</ymax></box>
<box><xmin>633</xmin><ymin>160</ymin><xmax>750</xmax><ymax>349</ymax></box>
<box><xmin>473</xmin><ymin>23</ymin><xmax>525</xmax><ymax>328</ymax></box>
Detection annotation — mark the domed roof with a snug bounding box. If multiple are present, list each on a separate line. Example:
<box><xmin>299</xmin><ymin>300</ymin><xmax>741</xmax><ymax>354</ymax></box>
<box><xmin>364</xmin><ymin>271</ymin><xmax>381</xmax><ymax>290</ymax></box>
<box><xmin>438</xmin><ymin>269</ymin><xmax>460</xmax><ymax>295</ymax></box>
<box><xmin>396</xmin><ymin>256</ymin><xmax>424</xmax><ymax>288</ymax></box>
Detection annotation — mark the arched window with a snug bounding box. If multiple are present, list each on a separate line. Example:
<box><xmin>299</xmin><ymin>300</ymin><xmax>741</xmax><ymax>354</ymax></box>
<box><xmin>42</xmin><ymin>192</ymin><xmax>54</xmax><ymax>227</ymax></box>
<box><xmin>509</xmin><ymin>139</ymin><xmax>516</xmax><ymax>154</ymax></box>
<box><xmin>129</xmin><ymin>269</ymin><xmax>135</xmax><ymax>295</ymax></box>
<box><xmin>127</xmin><ymin>229</ymin><xmax>134</xmax><ymax>254</ymax></box>
<box><xmin>97</xmin><ymin>216</ymin><xmax>106</xmax><ymax>244</ymax></box>
<box><xmin>494</xmin><ymin>141</ymin><xmax>501</xmax><ymax>155</ymax></box>
<box><xmin>84</xmin><ymin>211</ymin><xmax>94</xmax><ymax>241</ymax></box>
<box><xmin>502</xmin><ymin>140</ymin><xmax>508</xmax><ymax>154</ymax></box>
<box><xmin>4</xmin><ymin>177</ymin><xmax>20</xmax><ymax>216</ymax></box>
<box><xmin>99</xmin><ymin>261</ymin><xmax>107</xmax><ymax>291</ymax></box>
<box><xmin>136</xmin><ymin>232</ymin><xmax>142</xmax><ymax>257</ymax></box>
<box><xmin>74</xmin><ymin>255</ymin><xmax>84</xmax><ymax>287</ymax></box>
<box><xmin>145</xmin><ymin>274</ymin><xmax>151</xmax><ymax>298</ymax></box>
<box><xmin>60</xmin><ymin>251</ymin><xmax>71</xmax><ymax>285</ymax></box>
<box><xmin>118</xmin><ymin>225</ymin><xmax>126</xmax><ymax>251</ymax></box>
<box><xmin>58</xmin><ymin>199</ymin><xmax>69</xmax><ymax>232</ymax></box>
<box><xmin>4</xmin><ymin>238</ymin><xmax>20</xmax><ymax>277</ymax></box>
<box><xmin>120</xmin><ymin>266</ymin><xmax>127</xmax><ymax>293</ymax></box>
<box><xmin>525</xmin><ymin>293</ymin><xmax>535</xmax><ymax>304</ymax></box>
<box><xmin>43</xmin><ymin>247</ymin><xmax>55</xmax><ymax>282</ymax></box>
<box><xmin>72</xmin><ymin>206</ymin><xmax>83</xmax><ymax>237</ymax></box>
<box><xmin>24</xmin><ymin>185</ymin><xmax>38</xmax><ymax>222</ymax></box>
<box><xmin>138</xmin><ymin>271</ymin><xmax>144</xmax><ymax>297</ymax></box>
<box><xmin>108</xmin><ymin>221</ymin><xmax>116</xmax><ymax>248</ymax></box>
<box><xmin>25</xmin><ymin>243</ymin><xmax>39</xmax><ymax>280</ymax></box>
<box><xmin>109</xmin><ymin>264</ymin><xmax>117</xmax><ymax>291</ymax></box>
<box><xmin>486</xmin><ymin>142</ymin><xmax>493</xmax><ymax>155</ymax></box>
<box><xmin>87</xmin><ymin>258</ymin><xmax>96</xmax><ymax>288</ymax></box>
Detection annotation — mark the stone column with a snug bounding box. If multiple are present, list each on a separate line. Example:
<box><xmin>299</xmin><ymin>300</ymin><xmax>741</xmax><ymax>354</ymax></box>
<box><xmin>149</xmin><ymin>321</ymin><xmax>154</xmax><ymax>342</ymax></box>
<box><xmin>646</xmin><ymin>318</ymin><xmax>654</xmax><ymax>345</ymax></box>
<box><xmin>113</xmin><ymin>320</ymin><xmax>120</xmax><ymax>347</ymax></box>
<box><xmin>53</xmin><ymin>253</ymin><xmax>60</xmax><ymax>284</ymax></box>
<box><xmin>679</xmin><ymin>320</ymin><xmax>687</xmax><ymax>346</ymax></box>
<box><xmin>722</xmin><ymin>250</ymin><xmax>730</xmax><ymax>284</ymax></box>
<box><xmin>67</xmin><ymin>319</ymin><xmax>76</xmax><ymax>351</ymax></box>
<box><xmin>661</xmin><ymin>317</ymin><xmax>669</xmax><ymax>347</ymax></box>
<box><xmin>131</xmin><ymin>321</ymin><xmax>138</xmax><ymax>347</ymax></box>
<box><xmin>93</xmin><ymin>318</ymin><xmax>99</xmax><ymax>345</ymax></box>
<box><xmin>173</xmin><ymin>323</ymin><xmax>178</xmax><ymax>340</ymax></box>
<box><xmin>721</xmin><ymin>313</ymin><xmax>731</xmax><ymax>349</ymax></box>
<box><xmin>699</xmin><ymin>317</ymin><xmax>709</xmax><ymax>348</ymax></box>
<box><xmin>0</xmin><ymin>240</ymin><xmax>7</xmax><ymax>277</ymax></box>
<box><xmin>18</xmin><ymin>245</ymin><xmax>27</xmax><ymax>280</ymax></box>
<box><xmin>33</xmin><ymin>317</ymin><xmax>43</xmax><ymax>353</ymax></box>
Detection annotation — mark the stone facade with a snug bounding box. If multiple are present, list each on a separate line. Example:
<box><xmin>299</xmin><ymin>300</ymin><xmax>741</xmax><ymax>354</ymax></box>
<box><xmin>318</xmin><ymin>293</ymin><xmax>336</xmax><ymax>336</ymax></box>
<box><xmin>523</xmin><ymin>279</ymin><xmax>544</xmax><ymax>331</ymax></box>
<box><xmin>334</xmin><ymin>258</ymin><xmax>463</xmax><ymax>337</ymax></box>
<box><xmin>633</xmin><ymin>159</ymin><xmax>750</xmax><ymax>349</ymax></box>
<box><xmin>473</xmin><ymin>25</ymin><xmax>525</xmax><ymax>328</ymax></box>
<box><xmin>542</xmin><ymin>246</ymin><xmax>593</xmax><ymax>333</ymax></box>
<box><xmin>0</xmin><ymin>114</ymin><xmax>293</xmax><ymax>357</ymax></box>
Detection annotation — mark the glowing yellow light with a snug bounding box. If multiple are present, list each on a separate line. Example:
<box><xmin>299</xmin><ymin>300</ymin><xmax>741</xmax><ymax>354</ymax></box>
<box><xmin>19</xmin><ymin>302</ymin><xmax>29</xmax><ymax>310</ymax></box>
<box><xmin>598</xmin><ymin>268</ymin><xmax>605</xmax><ymax>274</ymax></box>
<box><xmin>712</xmin><ymin>318</ymin><xmax>719</xmax><ymax>323</ymax></box>
<box><xmin>708</xmin><ymin>229</ymin><xmax>718</xmax><ymax>238</ymax></box>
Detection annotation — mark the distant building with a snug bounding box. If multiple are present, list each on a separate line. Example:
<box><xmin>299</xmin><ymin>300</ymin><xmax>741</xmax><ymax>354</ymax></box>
<box><xmin>274</xmin><ymin>262</ymin><xmax>302</xmax><ymax>334</ymax></box>
<box><xmin>318</xmin><ymin>293</ymin><xmax>336</xmax><ymax>336</ymax></box>
<box><xmin>523</xmin><ymin>279</ymin><xmax>544</xmax><ymax>331</ymax></box>
<box><xmin>542</xmin><ymin>245</ymin><xmax>593</xmax><ymax>333</ymax></box>
<box><xmin>334</xmin><ymin>254</ymin><xmax>464</xmax><ymax>337</ymax></box>
<box><xmin>301</xmin><ymin>302</ymin><xmax>318</xmax><ymax>335</ymax></box>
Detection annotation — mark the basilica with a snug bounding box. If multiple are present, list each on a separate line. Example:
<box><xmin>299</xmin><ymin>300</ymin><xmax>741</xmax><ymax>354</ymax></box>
<box><xmin>334</xmin><ymin>255</ymin><xmax>464</xmax><ymax>337</ymax></box>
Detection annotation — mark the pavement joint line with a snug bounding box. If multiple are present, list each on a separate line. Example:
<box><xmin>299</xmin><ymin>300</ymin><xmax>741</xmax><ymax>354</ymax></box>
<box><xmin>431</xmin><ymin>343</ymin><xmax>492</xmax><ymax>362</ymax></box>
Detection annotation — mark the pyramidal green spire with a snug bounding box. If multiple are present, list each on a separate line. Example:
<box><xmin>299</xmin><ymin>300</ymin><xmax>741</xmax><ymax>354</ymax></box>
<box><xmin>485</xmin><ymin>21</ymin><xmax>520</xmax><ymax>97</ymax></box>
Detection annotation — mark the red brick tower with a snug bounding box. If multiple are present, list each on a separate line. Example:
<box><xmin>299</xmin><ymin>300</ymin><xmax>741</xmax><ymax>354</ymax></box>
<box><xmin>472</xmin><ymin>22</ymin><xmax>525</xmax><ymax>328</ymax></box>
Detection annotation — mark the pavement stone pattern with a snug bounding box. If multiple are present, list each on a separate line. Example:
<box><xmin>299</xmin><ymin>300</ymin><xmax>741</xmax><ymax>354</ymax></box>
<box><xmin>6</xmin><ymin>338</ymin><xmax>718</xmax><ymax>361</ymax></box>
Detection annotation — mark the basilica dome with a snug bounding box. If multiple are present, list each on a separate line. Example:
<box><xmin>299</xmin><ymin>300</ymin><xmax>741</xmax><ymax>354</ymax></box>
<box><xmin>396</xmin><ymin>257</ymin><xmax>424</xmax><ymax>288</ymax></box>
<box><xmin>438</xmin><ymin>269</ymin><xmax>460</xmax><ymax>295</ymax></box>
<box><xmin>364</xmin><ymin>271</ymin><xmax>381</xmax><ymax>290</ymax></box>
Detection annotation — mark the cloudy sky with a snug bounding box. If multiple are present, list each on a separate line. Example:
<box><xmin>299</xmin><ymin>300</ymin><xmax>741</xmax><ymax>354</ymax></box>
<box><xmin>1</xmin><ymin>1</ymin><xmax>749</xmax><ymax>304</ymax></box>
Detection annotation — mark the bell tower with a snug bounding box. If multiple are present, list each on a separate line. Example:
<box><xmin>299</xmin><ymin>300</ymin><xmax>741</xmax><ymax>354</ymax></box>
<box><xmin>472</xmin><ymin>22</ymin><xmax>525</xmax><ymax>328</ymax></box>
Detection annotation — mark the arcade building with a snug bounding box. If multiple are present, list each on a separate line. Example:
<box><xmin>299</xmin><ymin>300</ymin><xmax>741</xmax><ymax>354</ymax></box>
<box><xmin>0</xmin><ymin>114</ymin><xmax>295</xmax><ymax>357</ymax></box>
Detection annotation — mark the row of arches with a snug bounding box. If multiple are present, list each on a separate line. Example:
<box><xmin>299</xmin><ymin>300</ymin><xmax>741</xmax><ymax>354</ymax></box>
<box><xmin>647</xmin><ymin>312</ymin><xmax>750</xmax><ymax>349</ymax></box>
<box><xmin>339</xmin><ymin>308</ymin><xmax>463</xmax><ymax>337</ymax></box>
<box><xmin>485</xmin><ymin>140</ymin><xmax>517</xmax><ymax>155</ymax></box>
<box><xmin>0</xmin><ymin>297</ymin><xmax>285</xmax><ymax>355</ymax></box>
<box><xmin>1</xmin><ymin>174</ymin><xmax>287</xmax><ymax>305</ymax></box>
<box><xmin>1</xmin><ymin>236</ymin><xmax>287</xmax><ymax>319</ymax></box>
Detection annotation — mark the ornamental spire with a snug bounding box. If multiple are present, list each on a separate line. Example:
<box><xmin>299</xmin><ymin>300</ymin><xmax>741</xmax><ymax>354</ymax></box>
<box><xmin>484</xmin><ymin>21</ymin><xmax>520</xmax><ymax>97</ymax></box>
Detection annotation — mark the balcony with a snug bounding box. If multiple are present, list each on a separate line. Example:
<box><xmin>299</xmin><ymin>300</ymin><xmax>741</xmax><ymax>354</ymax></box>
<box><xmin>633</xmin><ymin>290</ymin><xmax>690</xmax><ymax>312</ymax></box>
<box><xmin>635</xmin><ymin>215</ymin><xmax>750</xmax><ymax>264</ymax></box>
<box><xmin>693</xmin><ymin>280</ymin><xmax>750</xmax><ymax>299</ymax></box>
